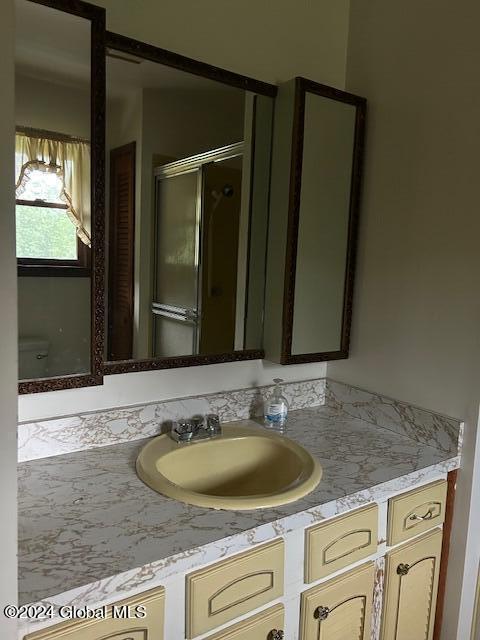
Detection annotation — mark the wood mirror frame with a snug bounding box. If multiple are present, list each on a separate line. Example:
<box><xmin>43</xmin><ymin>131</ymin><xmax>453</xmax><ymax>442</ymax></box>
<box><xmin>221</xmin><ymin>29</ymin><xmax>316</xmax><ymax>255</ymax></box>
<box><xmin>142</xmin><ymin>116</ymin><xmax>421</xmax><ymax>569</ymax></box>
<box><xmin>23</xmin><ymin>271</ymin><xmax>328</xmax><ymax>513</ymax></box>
<box><xmin>18</xmin><ymin>0</ymin><xmax>105</xmax><ymax>394</ymax></box>
<box><xmin>281</xmin><ymin>78</ymin><xmax>366</xmax><ymax>365</ymax></box>
<box><xmin>102</xmin><ymin>31</ymin><xmax>277</xmax><ymax>376</ymax></box>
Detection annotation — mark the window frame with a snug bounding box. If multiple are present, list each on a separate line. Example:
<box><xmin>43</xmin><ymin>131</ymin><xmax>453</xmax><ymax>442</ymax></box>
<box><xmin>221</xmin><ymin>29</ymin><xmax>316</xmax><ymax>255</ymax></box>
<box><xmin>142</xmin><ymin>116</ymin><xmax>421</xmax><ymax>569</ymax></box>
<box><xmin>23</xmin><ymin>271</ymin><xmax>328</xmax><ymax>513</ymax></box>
<box><xmin>16</xmin><ymin>192</ymin><xmax>91</xmax><ymax>278</ymax></box>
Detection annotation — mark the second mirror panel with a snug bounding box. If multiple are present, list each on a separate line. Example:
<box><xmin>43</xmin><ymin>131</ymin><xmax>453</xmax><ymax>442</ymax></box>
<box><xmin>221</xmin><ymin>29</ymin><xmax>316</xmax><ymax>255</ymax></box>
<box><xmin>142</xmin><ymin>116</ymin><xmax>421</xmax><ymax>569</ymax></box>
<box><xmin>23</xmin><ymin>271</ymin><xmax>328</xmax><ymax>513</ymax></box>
<box><xmin>106</xmin><ymin>44</ymin><xmax>273</xmax><ymax>364</ymax></box>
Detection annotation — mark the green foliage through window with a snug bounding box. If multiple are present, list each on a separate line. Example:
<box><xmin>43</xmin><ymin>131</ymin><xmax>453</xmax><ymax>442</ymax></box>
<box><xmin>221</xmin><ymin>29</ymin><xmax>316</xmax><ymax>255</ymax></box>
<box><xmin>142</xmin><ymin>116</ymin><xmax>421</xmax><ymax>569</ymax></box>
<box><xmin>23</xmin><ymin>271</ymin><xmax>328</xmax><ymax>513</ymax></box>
<box><xmin>16</xmin><ymin>205</ymin><xmax>78</xmax><ymax>260</ymax></box>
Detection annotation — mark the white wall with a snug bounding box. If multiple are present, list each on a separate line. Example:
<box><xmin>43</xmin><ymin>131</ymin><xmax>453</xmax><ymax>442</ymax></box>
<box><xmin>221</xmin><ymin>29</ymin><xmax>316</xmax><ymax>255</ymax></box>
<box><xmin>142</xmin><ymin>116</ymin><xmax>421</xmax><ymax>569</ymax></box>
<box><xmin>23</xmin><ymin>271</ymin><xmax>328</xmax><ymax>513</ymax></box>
<box><xmin>20</xmin><ymin>0</ymin><xmax>349</xmax><ymax>421</ymax></box>
<box><xmin>329</xmin><ymin>1</ymin><xmax>480</xmax><ymax>636</ymax></box>
<box><xmin>0</xmin><ymin>0</ymin><xmax>18</xmax><ymax>637</ymax></box>
<box><xmin>16</xmin><ymin>73</ymin><xmax>89</xmax><ymax>138</ymax></box>
<box><xmin>19</xmin><ymin>359</ymin><xmax>327</xmax><ymax>422</ymax></box>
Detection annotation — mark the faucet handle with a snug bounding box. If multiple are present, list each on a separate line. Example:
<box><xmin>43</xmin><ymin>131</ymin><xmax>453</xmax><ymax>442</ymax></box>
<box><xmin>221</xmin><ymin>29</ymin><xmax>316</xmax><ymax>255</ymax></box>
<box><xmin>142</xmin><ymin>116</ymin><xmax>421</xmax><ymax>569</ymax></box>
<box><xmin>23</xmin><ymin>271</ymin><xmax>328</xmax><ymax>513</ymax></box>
<box><xmin>171</xmin><ymin>420</ymin><xmax>198</xmax><ymax>442</ymax></box>
<box><xmin>205</xmin><ymin>413</ymin><xmax>221</xmax><ymax>434</ymax></box>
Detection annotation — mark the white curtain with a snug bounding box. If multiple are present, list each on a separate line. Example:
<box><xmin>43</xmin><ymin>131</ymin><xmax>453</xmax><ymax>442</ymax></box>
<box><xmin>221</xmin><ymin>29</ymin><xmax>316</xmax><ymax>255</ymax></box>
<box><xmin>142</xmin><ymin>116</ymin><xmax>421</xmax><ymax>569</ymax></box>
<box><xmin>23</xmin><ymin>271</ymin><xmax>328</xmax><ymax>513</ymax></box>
<box><xmin>15</xmin><ymin>130</ymin><xmax>91</xmax><ymax>247</ymax></box>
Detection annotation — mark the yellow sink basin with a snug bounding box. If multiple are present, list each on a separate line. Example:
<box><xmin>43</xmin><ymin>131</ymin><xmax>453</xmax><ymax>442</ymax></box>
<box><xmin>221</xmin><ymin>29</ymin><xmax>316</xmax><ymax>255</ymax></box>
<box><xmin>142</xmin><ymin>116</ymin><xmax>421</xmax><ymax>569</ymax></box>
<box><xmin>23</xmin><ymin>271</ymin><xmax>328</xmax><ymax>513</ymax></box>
<box><xmin>136</xmin><ymin>423</ymin><xmax>322</xmax><ymax>510</ymax></box>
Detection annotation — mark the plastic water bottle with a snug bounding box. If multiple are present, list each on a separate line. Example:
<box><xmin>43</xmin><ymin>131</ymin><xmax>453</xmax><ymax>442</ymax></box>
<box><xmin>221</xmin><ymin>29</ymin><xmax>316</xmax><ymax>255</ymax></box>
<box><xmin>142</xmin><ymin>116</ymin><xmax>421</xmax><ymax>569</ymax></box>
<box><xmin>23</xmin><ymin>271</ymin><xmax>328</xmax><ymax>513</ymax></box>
<box><xmin>264</xmin><ymin>378</ymin><xmax>289</xmax><ymax>432</ymax></box>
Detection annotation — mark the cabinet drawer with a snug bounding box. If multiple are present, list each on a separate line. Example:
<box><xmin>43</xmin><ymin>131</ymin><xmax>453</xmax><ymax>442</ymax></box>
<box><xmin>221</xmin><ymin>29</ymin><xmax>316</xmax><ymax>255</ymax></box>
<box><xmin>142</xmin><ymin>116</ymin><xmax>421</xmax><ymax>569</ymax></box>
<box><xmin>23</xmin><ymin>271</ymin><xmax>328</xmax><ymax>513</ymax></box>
<box><xmin>186</xmin><ymin>539</ymin><xmax>284</xmax><ymax>638</ymax></box>
<box><xmin>205</xmin><ymin>604</ymin><xmax>284</xmax><ymax>640</ymax></box>
<box><xmin>305</xmin><ymin>504</ymin><xmax>378</xmax><ymax>582</ymax></box>
<box><xmin>300</xmin><ymin>562</ymin><xmax>375</xmax><ymax>640</ymax></box>
<box><xmin>387</xmin><ymin>479</ymin><xmax>447</xmax><ymax>546</ymax></box>
<box><xmin>24</xmin><ymin>587</ymin><xmax>165</xmax><ymax>640</ymax></box>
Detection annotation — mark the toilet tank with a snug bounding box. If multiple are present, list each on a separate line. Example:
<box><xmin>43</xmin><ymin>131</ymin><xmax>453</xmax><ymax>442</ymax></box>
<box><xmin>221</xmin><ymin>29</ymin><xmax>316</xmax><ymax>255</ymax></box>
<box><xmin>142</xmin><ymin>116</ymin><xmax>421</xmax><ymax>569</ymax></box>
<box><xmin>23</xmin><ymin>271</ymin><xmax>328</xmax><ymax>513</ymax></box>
<box><xmin>19</xmin><ymin>339</ymin><xmax>49</xmax><ymax>379</ymax></box>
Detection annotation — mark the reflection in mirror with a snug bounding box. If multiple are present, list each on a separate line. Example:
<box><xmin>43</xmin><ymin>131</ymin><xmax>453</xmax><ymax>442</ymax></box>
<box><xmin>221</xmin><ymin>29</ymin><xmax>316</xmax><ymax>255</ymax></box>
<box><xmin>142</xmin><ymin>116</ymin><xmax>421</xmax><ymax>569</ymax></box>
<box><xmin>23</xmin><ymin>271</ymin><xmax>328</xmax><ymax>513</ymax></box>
<box><xmin>292</xmin><ymin>92</ymin><xmax>357</xmax><ymax>355</ymax></box>
<box><xmin>15</xmin><ymin>0</ymin><xmax>92</xmax><ymax>381</ymax></box>
<box><xmin>105</xmin><ymin>44</ymin><xmax>274</xmax><ymax>366</ymax></box>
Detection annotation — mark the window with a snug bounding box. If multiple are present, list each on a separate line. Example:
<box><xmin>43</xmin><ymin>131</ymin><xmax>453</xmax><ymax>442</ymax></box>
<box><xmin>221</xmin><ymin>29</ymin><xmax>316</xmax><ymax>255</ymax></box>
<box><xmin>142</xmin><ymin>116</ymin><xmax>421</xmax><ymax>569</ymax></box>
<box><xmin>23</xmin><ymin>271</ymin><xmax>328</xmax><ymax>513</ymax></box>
<box><xmin>15</xmin><ymin>128</ymin><xmax>91</xmax><ymax>277</ymax></box>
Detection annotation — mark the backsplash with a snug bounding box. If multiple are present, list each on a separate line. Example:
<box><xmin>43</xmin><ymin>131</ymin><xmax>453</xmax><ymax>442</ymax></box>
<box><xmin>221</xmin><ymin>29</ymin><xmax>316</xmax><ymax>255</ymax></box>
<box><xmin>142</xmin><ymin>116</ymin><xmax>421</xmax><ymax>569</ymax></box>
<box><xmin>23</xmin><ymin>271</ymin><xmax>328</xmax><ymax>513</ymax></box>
<box><xmin>18</xmin><ymin>378</ymin><xmax>326</xmax><ymax>462</ymax></box>
<box><xmin>325</xmin><ymin>379</ymin><xmax>463</xmax><ymax>457</ymax></box>
<box><xmin>18</xmin><ymin>377</ymin><xmax>463</xmax><ymax>463</ymax></box>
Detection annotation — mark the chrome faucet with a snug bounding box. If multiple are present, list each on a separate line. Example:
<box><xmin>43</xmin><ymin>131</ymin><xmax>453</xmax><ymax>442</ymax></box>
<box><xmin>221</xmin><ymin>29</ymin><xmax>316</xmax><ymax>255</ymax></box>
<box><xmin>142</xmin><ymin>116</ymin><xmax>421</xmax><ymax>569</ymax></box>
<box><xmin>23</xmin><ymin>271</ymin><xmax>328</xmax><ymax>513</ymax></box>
<box><xmin>170</xmin><ymin>414</ymin><xmax>222</xmax><ymax>443</ymax></box>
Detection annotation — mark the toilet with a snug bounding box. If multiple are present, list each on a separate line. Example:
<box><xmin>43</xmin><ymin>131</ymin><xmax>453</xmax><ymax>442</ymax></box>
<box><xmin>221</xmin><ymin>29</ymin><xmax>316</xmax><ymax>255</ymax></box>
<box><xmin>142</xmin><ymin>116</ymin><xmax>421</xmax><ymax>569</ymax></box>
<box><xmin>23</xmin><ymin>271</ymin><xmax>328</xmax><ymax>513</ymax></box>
<box><xmin>19</xmin><ymin>338</ymin><xmax>49</xmax><ymax>379</ymax></box>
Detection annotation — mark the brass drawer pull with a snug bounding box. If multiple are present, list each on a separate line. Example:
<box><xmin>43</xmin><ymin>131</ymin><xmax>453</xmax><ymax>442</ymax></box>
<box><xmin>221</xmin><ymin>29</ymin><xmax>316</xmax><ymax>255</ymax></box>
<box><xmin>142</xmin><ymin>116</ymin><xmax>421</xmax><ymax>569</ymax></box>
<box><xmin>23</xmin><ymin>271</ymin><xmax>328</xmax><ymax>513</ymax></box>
<box><xmin>397</xmin><ymin>563</ymin><xmax>410</xmax><ymax>576</ymax></box>
<box><xmin>409</xmin><ymin>508</ymin><xmax>434</xmax><ymax>522</ymax></box>
<box><xmin>314</xmin><ymin>605</ymin><xmax>330</xmax><ymax>620</ymax></box>
<box><xmin>268</xmin><ymin>630</ymin><xmax>284</xmax><ymax>640</ymax></box>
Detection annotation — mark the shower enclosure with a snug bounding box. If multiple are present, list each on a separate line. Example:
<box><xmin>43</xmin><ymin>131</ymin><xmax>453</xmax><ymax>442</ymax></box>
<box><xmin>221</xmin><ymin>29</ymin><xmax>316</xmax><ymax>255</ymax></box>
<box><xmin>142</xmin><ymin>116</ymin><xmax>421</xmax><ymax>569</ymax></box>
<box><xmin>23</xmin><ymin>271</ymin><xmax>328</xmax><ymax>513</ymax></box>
<box><xmin>152</xmin><ymin>143</ymin><xmax>244</xmax><ymax>358</ymax></box>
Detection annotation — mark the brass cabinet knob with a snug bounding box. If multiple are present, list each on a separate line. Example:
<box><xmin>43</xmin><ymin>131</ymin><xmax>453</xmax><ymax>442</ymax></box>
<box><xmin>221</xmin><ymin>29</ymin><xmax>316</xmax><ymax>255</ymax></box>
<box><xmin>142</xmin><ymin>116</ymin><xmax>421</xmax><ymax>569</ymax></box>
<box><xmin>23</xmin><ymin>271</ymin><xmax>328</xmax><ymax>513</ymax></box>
<box><xmin>268</xmin><ymin>630</ymin><xmax>284</xmax><ymax>640</ymax></box>
<box><xmin>397</xmin><ymin>563</ymin><xmax>410</xmax><ymax>576</ymax></box>
<box><xmin>314</xmin><ymin>605</ymin><xmax>330</xmax><ymax>620</ymax></box>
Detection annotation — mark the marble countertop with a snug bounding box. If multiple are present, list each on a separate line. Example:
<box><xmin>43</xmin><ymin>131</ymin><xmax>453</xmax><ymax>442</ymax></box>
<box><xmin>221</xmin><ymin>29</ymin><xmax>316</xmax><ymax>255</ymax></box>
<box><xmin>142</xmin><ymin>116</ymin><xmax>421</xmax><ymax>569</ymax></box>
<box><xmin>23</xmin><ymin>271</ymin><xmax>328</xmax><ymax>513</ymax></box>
<box><xmin>18</xmin><ymin>399</ymin><xmax>460</xmax><ymax>608</ymax></box>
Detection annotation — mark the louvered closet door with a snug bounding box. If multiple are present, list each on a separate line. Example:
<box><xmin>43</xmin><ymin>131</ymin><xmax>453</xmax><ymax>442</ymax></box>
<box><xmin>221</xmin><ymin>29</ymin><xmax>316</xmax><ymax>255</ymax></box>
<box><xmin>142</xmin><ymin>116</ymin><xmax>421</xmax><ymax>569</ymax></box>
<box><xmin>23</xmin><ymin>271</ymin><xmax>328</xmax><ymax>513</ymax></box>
<box><xmin>108</xmin><ymin>142</ymin><xmax>136</xmax><ymax>361</ymax></box>
<box><xmin>300</xmin><ymin>562</ymin><xmax>374</xmax><ymax>640</ymax></box>
<box><xmin>382</xmin><ymin>528</ymin><xmax>443</xmax><ymax>640</ymax></box>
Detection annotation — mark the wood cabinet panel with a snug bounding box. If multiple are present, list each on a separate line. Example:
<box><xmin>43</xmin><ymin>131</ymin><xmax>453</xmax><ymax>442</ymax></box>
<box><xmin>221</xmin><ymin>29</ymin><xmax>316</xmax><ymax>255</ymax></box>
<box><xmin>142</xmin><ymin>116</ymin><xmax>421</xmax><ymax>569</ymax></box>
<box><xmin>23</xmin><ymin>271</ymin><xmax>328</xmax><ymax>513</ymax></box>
<box><xmin>305</xmin><ymin>504</ymin><xmax>378</xmax><ymax>582</ymax></box>
<box><xmin>382</xmin><ymin>528</ymin><xmax>442</xmax><ymax>640</ymax></box>
<box><xmin>388</xmin><ymin>480</ymin><xmax>447</xmax><ymax>546</ymax></box>
<box><xmin>206</xmin><ymin>604</ymin><xmax>284</xmax><ymax>640</ymax></box>
<box><xmin>186</xmin><ymin>539</ymin><xmax>284</xmax><ymax>638</ymax></box>
<box><xmin>300</xmin><ymin>562</ymin><xmax>374</xmax><ymax>640</ymax></box>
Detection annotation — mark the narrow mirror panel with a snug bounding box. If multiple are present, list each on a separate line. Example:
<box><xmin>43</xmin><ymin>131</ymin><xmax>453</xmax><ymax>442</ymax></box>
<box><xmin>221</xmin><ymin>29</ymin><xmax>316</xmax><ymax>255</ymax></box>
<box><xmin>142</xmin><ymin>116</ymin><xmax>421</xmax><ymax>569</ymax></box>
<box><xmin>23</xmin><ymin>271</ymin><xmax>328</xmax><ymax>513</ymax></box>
<box><xmin>292</xmin><ymin>94</ymin><xmax>357</xmax><ymax>355</ymax></box>
<box><xmin>264</xmin><ymin>78</ymin><xmax>365</xmax><ymax>365</ymax></box>
<box><xmin>15</xmin><ymin>0</ymin><xmax>92</xmax><ymax>382</ymax></box>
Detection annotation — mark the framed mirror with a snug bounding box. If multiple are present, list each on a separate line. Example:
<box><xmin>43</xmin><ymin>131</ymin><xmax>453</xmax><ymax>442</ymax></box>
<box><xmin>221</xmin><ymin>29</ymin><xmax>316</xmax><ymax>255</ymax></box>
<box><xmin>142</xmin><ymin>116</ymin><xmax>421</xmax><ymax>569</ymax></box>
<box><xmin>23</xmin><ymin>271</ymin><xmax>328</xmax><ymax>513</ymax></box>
<box><xmin>15</xmin><ymin>0</ymin><xmax>105</xmax><ymax>393</ymax></box>
<box><xmin>103</xmin><ymin>33</ymin><xmax>276</xmax><ymax>374</ymax></box>
<box><xmin>265</xmin><ymin>78</ymin><xmax>366</xmax><ymax>364</ymax></box>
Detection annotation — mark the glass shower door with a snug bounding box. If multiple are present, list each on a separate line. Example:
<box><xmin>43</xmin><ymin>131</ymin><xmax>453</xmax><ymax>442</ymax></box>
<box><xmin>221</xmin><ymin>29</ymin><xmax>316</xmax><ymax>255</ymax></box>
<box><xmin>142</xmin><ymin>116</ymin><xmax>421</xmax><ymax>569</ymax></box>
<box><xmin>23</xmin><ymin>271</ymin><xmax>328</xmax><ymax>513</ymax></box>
<box><xmin>153</xmin><ymin>168</ymin><xmax>202</xmax><ymax>357</ymax></box>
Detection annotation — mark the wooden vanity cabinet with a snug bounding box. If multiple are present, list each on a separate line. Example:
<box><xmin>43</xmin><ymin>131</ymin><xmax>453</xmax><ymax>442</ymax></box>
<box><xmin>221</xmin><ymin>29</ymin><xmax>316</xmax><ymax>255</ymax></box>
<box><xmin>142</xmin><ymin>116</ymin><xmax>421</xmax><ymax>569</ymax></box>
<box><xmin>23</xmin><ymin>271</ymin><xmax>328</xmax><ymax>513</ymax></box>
<box><xmin>300</xmin><ymin>562</ymin><xmax>375</xmax><ymax>640</ymax></box>
<box><xmin>305</xmin><ymin>504</ymin><xmax>378</xmax><ymax>582</ymax></box>
<box><xmin>205</xmin><ymin>604</ymin><xmax>284</xmax><ymax>640</ymax></box>
<box><xmin>387</xmin><ymin>479</ymin><xmax>447</xmax><ymax>546</ymax></box>
<box><xmin>186</xmin><ymin>539</ymin><xmax>284</xmax><ymax>638</ymax></box>
<box><xmin>382</xmin><ymin>528</ymin><xmax>443</xmax><ymax>640</ymax></box>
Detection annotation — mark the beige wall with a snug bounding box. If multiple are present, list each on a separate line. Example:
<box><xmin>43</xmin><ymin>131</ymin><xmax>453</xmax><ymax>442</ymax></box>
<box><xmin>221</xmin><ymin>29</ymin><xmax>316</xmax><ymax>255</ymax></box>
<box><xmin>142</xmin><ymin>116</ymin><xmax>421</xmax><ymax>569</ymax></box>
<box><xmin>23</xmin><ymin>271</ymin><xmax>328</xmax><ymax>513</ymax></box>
<box><xmin>0</xmin><ymin>0</ymin><xmax>17</xmax><ymax>637</ymax></box>
<box><xmin>95</xmin><ymin>0</ymin><xmax>349</xmax><ymax>87</ymax></box>
<box><xmin>329</xmin><ymin>0</ymin><xmax>480</xmax><ymax>419</ymax></box>
<box><xmin>329</xmin><ymin>1</ymin><xmax>480</xmax><ymax>637</ymax></box>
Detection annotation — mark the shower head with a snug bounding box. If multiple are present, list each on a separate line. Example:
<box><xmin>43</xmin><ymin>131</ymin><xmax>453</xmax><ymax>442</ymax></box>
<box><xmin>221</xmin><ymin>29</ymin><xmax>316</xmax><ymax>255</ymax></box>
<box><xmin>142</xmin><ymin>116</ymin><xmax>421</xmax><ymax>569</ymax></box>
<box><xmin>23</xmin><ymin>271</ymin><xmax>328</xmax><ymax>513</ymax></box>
<box><xmin>211</xmin><ymin>184</ymin><xmax>234</xmax><ymax>200</ymax></box>
<box><xmin>221</xmin><ymin>184</ymin><xmax>234</xmax><ymax>197</ymax></box>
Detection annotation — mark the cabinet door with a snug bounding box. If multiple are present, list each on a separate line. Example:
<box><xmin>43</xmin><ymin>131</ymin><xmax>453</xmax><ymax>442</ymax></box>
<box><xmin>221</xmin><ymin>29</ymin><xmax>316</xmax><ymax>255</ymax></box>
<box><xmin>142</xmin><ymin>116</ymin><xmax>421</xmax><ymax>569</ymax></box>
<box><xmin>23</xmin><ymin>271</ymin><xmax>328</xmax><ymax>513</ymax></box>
<box><xmin>206</xmin><ymin>604</ymin><xmax>284</xmax><ymax>640</ymax></box>
<box><xmin>382</xmin><ymin>528</ymin><xmax>442</xmax><ymax>640</ymax></box>
<box><xmin>300</xmin><ymin>562</ymin><xmax>374</xmax><ymax>640</ymax></box>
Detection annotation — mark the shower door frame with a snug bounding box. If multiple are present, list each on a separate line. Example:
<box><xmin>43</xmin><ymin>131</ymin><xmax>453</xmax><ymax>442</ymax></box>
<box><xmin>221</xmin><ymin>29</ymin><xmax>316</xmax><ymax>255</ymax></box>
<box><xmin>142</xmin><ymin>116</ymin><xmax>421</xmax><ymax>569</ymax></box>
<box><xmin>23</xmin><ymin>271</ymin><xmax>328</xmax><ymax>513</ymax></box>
<box><xmin>152</xmin><ymin>143</ymin><xmax>244</xmax><ymax>359</ymax></box>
